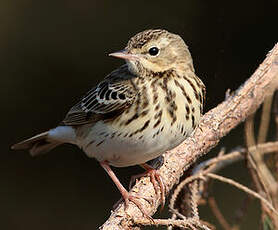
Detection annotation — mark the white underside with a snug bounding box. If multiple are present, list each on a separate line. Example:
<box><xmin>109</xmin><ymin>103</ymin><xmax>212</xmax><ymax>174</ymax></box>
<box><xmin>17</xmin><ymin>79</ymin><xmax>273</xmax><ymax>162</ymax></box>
<box><xmin>76</xmin><ymin>120</ymin><xmax>192</xmax><ymax>167</ymax></box>
<box><xmin>48</xmin><ymin>122</ymin><xmax>194</xmax><ymax>167</ymax></box>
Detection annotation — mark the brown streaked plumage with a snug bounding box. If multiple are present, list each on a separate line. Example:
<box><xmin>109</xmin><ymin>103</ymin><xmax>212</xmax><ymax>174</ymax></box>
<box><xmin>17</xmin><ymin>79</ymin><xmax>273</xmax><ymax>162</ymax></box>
<box><xmin>11</xmin><ymin>29</ymin><xmax>206</xmax><ymax>218</ymax></box>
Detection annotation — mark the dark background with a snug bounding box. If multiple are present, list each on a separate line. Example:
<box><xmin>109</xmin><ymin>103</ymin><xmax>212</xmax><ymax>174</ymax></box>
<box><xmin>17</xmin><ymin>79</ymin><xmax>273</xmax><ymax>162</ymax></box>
<box><xmin>2</xmin><ymin>0</ymin><xmax>278</xmax><ymax>229</ymax></box>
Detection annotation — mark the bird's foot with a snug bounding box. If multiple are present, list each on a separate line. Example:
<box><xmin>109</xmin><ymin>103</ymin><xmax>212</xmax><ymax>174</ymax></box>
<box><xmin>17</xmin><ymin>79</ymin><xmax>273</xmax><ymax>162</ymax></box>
<box><xmin>129</xmin><ymin>164</ymin><xmax>165</xmax><ymax>211</ymax></box>
<box><xmin>123</xmin><ymin>190</ymin><xmax>154</xmax><ymax>221</ymax></box>
<box><xmin>113</xmin><ymin>190</ymin><xmax>154</xmax><ymax>222</ymax></box>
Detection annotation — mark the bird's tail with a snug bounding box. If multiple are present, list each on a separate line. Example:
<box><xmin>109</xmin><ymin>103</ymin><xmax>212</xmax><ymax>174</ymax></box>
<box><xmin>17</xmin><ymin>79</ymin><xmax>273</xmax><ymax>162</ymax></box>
<box><xmin>11</xmin><ymin>131</ymin><xmax>63</xmax><ymax>156</ymax></box>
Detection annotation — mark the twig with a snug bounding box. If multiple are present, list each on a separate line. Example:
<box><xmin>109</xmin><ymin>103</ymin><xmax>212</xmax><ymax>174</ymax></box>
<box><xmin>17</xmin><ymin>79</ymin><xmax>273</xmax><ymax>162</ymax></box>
<box><xmin>258</xmin><ymin>95</ymin><xmax>273</xmax><ymax>143</ymax></box>
<box><xmin>245</xmin><ymin>100</ymin><xmax>278</xmax><ymax>228</ymax></box>
<box><xmin>189</xmin><ymin>180</ymin><xmax>200</xmax><ymax>219</ymax></box>
<box><xmin>169</xmin><ymin>175</ymin><xmax>206</xmax><ymax>213</ymax></box>
<box><xmin>206</xmin><ymin>173</ymin><xmax>278</xmax><ymax>216</ymax></box>
<box><xmin>100</xmin><ymin>43</ymin><xmax>278</xmax><ymax>230</ymax></box>
<box><xmin>197</xmin><ymin>141</ymin><xmax>278</xmax><ymax>172</ymax></box>
<box><xmin>208</xmin><ymin>197</ymin><xmax>232</xmax><ymax>230</ymax></box>
<box><xmin>245</xmin><ymin>115</ymin><xmax>271</xmax><ymax>203</ymax></box>
<box><xmin>170</xmin><ymin>142</ymin><xmax>278</xmax><ymax>230</ymax></box>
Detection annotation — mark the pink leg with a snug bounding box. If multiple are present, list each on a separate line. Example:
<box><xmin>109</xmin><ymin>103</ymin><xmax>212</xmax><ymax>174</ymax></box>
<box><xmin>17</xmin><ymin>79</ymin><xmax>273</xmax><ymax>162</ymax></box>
<box><xmin>130</xmin><ymin>163</ymin><xmax>166</xmax><ymax>211</ymax></box>
<box><xmin>100</xmin><ymin>161</ymin><xmax>152</xmax><ymax>219</ymax></box>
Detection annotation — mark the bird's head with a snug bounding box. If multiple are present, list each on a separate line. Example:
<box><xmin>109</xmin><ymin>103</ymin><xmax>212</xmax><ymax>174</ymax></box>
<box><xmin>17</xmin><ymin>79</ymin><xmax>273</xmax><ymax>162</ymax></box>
<box><xmin>109</xmin><ymin>29</ymin><xmax>194</xmax><ymax>76</ymax></box>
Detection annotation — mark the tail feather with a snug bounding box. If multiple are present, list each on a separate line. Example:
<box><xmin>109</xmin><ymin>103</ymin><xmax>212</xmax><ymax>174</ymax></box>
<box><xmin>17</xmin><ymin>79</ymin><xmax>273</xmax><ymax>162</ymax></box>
<box><xmin>11</xmin><ymin>131</ymin><xmax>62</xmax><ymax>156</ymax></box>
<box><xmin>29</xmin><ymin>141</ymin><xmax>61</xmax><ymax>156</ymax></box>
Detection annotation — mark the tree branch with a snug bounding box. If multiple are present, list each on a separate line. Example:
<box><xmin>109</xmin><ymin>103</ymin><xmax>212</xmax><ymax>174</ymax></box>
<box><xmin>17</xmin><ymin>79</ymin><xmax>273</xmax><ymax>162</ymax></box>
<box><xmin>100</xmin><ymin>43</ymin><xmax>278</xmax><ymax>230</ymax></box>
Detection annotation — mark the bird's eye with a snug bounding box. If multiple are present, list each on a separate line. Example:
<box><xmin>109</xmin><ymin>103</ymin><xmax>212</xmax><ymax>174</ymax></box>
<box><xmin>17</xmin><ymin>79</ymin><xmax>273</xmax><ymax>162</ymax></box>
<box><xmin>148</xmin><ymin>46</ymin><xmax>159</xmax><ymax>56</ymax></box>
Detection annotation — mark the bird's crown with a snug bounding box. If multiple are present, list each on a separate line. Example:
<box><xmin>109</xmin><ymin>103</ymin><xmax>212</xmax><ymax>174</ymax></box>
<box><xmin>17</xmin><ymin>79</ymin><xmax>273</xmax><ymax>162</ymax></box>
<box><xmin>110</xmin><ymin>29</ymin><xmax>194</xmax><ymax>76</ymax></box>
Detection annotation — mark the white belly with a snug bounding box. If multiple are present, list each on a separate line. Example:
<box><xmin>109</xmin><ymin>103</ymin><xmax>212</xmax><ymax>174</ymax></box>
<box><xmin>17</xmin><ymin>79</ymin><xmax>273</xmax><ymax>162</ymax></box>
<box><xmin>75</xmin><ymin>113</ymin><xmax>198</xmax><ymax>167</ymax></box>
<box><xmin>77</xmin><ymin>123</ymin><xmax>183</xmax><ymax>167</ymax></box>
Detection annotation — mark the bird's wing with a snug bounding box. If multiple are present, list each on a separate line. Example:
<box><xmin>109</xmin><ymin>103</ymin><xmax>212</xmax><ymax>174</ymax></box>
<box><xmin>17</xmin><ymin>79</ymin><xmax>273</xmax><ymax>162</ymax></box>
<box><xmin>62</xmin><ymin>65</ymin><xmax>137</xmax><ymax>126</ymax></box>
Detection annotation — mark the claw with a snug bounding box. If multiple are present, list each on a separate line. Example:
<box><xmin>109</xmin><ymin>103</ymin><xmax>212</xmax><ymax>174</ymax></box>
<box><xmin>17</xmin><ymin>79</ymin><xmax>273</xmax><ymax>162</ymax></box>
<box><xmin>122</xmin><ymin>191</ymin><xmax>154</xmax><ymax>222</ymax></box>
<box><xmin>129</xmin><ymin>163</ymin><xmax>166</xmax><ymax>211</ymax></box>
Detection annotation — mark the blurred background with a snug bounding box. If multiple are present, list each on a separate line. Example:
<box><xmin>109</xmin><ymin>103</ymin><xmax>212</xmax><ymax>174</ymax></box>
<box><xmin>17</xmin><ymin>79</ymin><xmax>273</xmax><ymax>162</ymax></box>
<box><xmin>1</xmin><ymin>0</ymin><xmax>278</xmax><ymax>229</ymax></box>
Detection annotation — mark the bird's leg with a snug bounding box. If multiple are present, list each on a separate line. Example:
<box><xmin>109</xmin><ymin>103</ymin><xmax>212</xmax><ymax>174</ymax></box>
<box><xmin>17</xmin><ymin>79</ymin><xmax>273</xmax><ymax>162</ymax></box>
<box><xmin>100</xmin><ymin>161</ymin><xmax>152</xmax><ymax>219</ymax></box>
<box><xmin>129</xmin><ymin>163</ymin><xmax>165</xmax><ymax>210</ymax></box>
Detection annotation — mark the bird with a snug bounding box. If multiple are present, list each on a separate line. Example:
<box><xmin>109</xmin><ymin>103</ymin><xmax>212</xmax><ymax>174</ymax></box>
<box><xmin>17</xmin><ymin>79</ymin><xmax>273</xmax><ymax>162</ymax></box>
<box><xmin>11</xmin><ymin>29</ymin><xmax>206</xmax><ymax>217</ymax></box>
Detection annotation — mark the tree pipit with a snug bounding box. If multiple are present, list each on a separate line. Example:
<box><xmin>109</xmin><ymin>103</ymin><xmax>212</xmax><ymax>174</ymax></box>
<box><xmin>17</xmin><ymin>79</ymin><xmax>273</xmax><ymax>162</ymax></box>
<box><xmin>11</xmin><ymin>29</ymin><xmax>206</xmax><ymax>218</ymax></box>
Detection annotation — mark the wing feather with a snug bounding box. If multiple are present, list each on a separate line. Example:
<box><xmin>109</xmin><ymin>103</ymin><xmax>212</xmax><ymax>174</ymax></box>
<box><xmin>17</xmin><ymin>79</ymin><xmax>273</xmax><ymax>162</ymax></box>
<box><xmin>62</xmin><ymin>65</ymin><xmax>137</xmax><ymax>126</ymax></box>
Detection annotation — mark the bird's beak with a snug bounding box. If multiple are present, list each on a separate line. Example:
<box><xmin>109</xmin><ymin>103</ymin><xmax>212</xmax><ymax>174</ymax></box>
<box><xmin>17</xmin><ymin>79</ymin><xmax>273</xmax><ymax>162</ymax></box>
<box><xmin>109</xmin><ymin>50</ymin><xmax>139</xmax><ymax>61</ymax></box>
